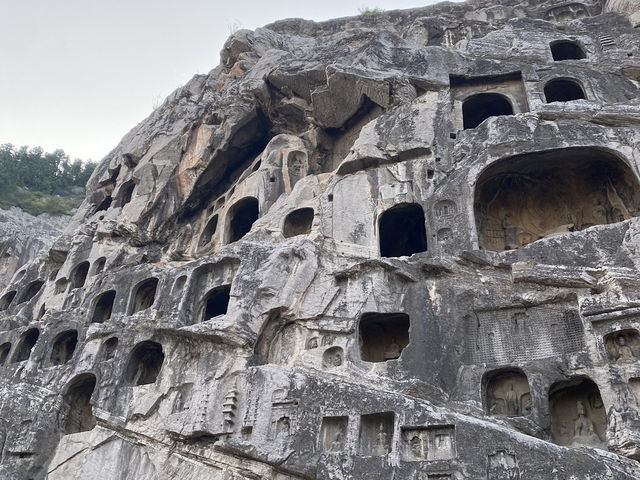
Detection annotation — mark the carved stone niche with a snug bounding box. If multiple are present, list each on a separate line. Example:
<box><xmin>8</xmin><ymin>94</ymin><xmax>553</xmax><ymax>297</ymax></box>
<box><xmin>358</xmin><ymin>412</ymin><xmax>394</xmax><ymax>456</ymax></box>
<box><xmin>549</xmin><ymin>377</ymin><xmax>607</xmax><ymax>449</ymax></box>
<box><xmin>487</xmin><ymin>450</ymin><xmax>520</xmax><ymax>480</ymax></box>
<box><xmin>322</xmin><ymin>346</ymin><xmax>344</xmax><ymax>368</ymax></box>
<box><xmin>483</xmin><ymin>368</ymin><xmax>532</xmax><ymax>417</ymax></box>
<box><xmin>545</xmin><ymin>3</ymin><xmax>590</xmax><ymax>22</ymax></box>
<box><xmin>604</xmin><ymin>329</ymin><xmax>640</xmax><ymax>363</ymax></box>
<box><xmin>629</xmin><ymin>378</ymin><xmax>640</xmax><ymax>407</ymax></box>
<box><xmin>402</xmin><ymin>425</ymin><xmax>456</xmax><ymax>461</ymax></box>
<box><xmin>474</xmin><ymin>147</ymin><xmax>640</xmax><ymax>251</ymax></box>
<box><xmin>359</xmin><ymin>313</ymin><xmax>410</xmax><ymax>363</ymax></box>
<box><xmin>319</xmin><ymin>416</ymin><xmax>348</xmax><ymax>453</ymax></box>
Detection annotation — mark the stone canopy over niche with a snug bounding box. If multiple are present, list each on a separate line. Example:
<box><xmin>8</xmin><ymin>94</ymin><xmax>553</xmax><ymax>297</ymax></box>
<box><xmin>475</xmin><ymin>148</ymin><xmax>640</xmax><ymax>251</ymax></box>
<box><xmin>483</xmin><ymin>368</ymin><xmax>531</xmax><ymax>417</ymax></box>
<box><xmin>549</xmin><ymin>377</ymin><xmax>606</xmax><ymax>449</ymax></box>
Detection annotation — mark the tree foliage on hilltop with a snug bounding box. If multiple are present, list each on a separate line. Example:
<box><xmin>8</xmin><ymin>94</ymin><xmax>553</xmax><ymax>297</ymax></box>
<box><xmin>0</xmin><ymin>144</ymin><xmax>97</xmax><ymax>194</ymax></box>
<box><xmin>0</xmin><ymin>144</ymin><xmax>97</xmax><ymax>215</ymax></box>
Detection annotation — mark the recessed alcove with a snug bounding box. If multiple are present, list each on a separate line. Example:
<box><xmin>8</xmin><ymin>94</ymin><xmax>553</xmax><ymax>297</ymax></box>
<box><xmin>0</xmin><ymin>291</ymin><xmax>16</xmax><ymax>310</ymax></box>
<box><xmin>50</xmin><ymin>330</ymin><xmax>78</xmax><ymax>365</ymax></box>
<box><xmin>12</xmin><ymin>328</ymin><xmax>39</xmax><ymax>363</ymax></box>
<box><xmin>126</xmin><ymin>341</ymin><xmax>164</xmax><ymax>385</ymax></box>
<box><xmin>199</xmin><ymin>214</ymin><xmax>219</xmax><ymax>248</ymax></box>
<box><xmin>227</xmin><ymin>197</ymin><xmax>259</xmax><ymax>243</ymax></box>
<box><xmin>474</xmin><ymin>148</ymin><xmax>640</xmax><ymax>251</ymax></box>
<box><xmin>95</xmin><ymin>196</ymin><xmax>112</xmax><ymax>212</ymax></box>
<box><xmin>379</xmin><ymin>203</ymin><xmax>427</xmax><ymax>257</ymax></box>
<box><xmin>483</xmin><ymin>368</ymin><xmax>531</xmax><ymax>416</ymax></box>
<box><xmin>544</xmin><ymin>78</ymin><xmax>586</xmax><ymax>103</ymax></box>
<box><xmin>63</xmin><ymin>373</ymin><xmax>97</xmax><ymax>434</ymax></box>
<box><xmin>116</xmin><ymin>180</ymin><xmax>135</xmax><ymax>207</ymax></box>
<box><xmin>283</xmin><ymin>208</ymin><xmax>314</xmax><ymax>238</ymax></box>
<box><xmin>320</xmin><ymin>416</ymin><xmax>348</xmax><ymax>453</ymax></box>
<box><xmin>550</xmin><ymin>40</ymin><xmax>586</xmax><ymax>60</ymax></box>
<box><xmin>604</xmin><ymin>329</ymin><xmax>640</xmax><ymax>362</ymax></box>
<box><xmin>130</xmin><ymin>278</ymin><xmax>158</xmax><ymax>314</ymax></box>
<box><xmin>0</xmin><ymin>342</ymin><xmax>11</xmax><ymax>364</ymax></box>
<box><xmin>93</xmin><ymin>257</ymin><xmax>106</xmax><ymax>276</ymax></box>
<box><xmin>71</xmin><ymin>261</ymin><xmax>90</xmax><ymax>289</ymax></box>
<box><xmin>359</xmin><ymin>313</ymin><xmax>410</xmax><ymax>362</ymax></box>
<box><xmin>201</xmin><ymin>284</ymin><xmax>231</xmax><ymax>321</ymax></box>
<box><xmin>462</xmin><ymin>93</ymin><xmax>514</xmax><ymax>129</ymax></box>
<box><xmin>359</xmin><ymin>412</ymin><xmax>394</xmax><ymax>456</ymax></box>
<box><xmin>92</xmin><ymin>290</ymin><xmax>116</xmax><ymax>323</ymax></box>
<box><xmin>549</xmin><ymin>377</ymin><xmax>606</xmax><ymax>448</ymax></box>
<box><xmin>17</xmin><ymin>280</ymin><xmax>44</xmax><ymax>304</ymax></box>
<box><xmin>100</xmin><ymin>337</ymin><xmax>118</xmax><ymax>360</ymax></box>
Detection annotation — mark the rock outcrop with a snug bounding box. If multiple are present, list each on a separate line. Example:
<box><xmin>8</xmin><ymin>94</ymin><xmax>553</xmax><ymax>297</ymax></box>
<box><xmin>0</xmin><ymin>208</ymin><xmax>68</xmax><ymax>291</ymax></box>
<box><xmin>1</xmin><ymin>0</ymin><xmax>640</xmax><ymax>478</ymax></box>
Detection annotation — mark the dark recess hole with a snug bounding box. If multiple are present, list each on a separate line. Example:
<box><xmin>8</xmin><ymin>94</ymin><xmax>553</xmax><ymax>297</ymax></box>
<box><xmin>551</xmin><ymin>40</ymin><xmax>586</xmax><ymax>61</ymax></box>
<box><xmin>93</xmin><ymin>257</ymin><xmax>106</xmax><ymax>275</ymax></box>
<box><xmin>544</xmin><ymin>78</ymin><xmax>586</xmax><ymax>103</ymax></box>
<box><xmin>379</xmin><ymin>203</ymin><xmax>427</xmax><ymax>257</ymax></box>
<box><xmin>202</xmin><ymin>284</ymin><xmax>231</xmax><ymax>321</ymax></box>
<box><xmin>131</xmin><ymin>278</ymin><xmax>158</xmax><ymax>314</ymax></box>
<box><xmin>95</xmin><ymin>196</ymin><xmax>112</xmax><ymax>212</ymax></box>
<box><xmin>359</xmin><ymin>313</ymin><xmax>410</xmax><ymax>363</ymax></box>
<box><xmin>0</xmin><ymin>342</ymin><xmax>11</xmax><ymax>364</ymax></box>
<box><xmin>101</xmin><ymin>337</ymin><xmax>118</xmax><ymax>360</ymax></box>
<box><xmin>228</xmin><ymin>197</ymin><xmax>259</xmax><ymax>243</ymax></box>
<box><xmin>12</xmin><ymin>328</ymin><xmax>39</xmax><ymax>363</ymax></box>
<box><xmin>117</xmin><ymin>180</ymin><xmax>135</xmax><ymax>207</ymax></box>
<box><xmin>199</xmin><ymin>215</ymin><xmax>219</xmax><ymax>248</ymax></box>
<box><xmin>18</xmin><ymin>281</ymin><xmax>44</xmax><ymax>304</ymax></box>
<box><xmin>283</xmin><ymin>208</ymin><xmax>314</xmax><ymax>238</ymax></box>
<box><xmin>126</xmin><ymin>341</ymin><xmax>164</xmax><ymax>385</ymax></box>
<box><xmin>0</xmin><ymin>291</ymin><xmax>16</xmax><ymax>310</ymax></box>
<box><xmin>71</xmin><ymin>261</ymin><xmax>90</xmax><ymax>289</ymax></box>
<box><xmin>51</xmin><ymin>330</ymin><xmax>78</xmax><ymax>365</ymax></box>
<box><xmin>92</xmin><ymin>290</ymin><xmax>116</xmax><ymax>323</ymax></box>
<box><xmin>463</xmin><ymin>93</ymin><xmax>514</xmax><ymax>130</ymax></box>
<box><xmin>63</xmin><ymin>374</ymin><xmax>97</xmax><ymax>434</ymax></box>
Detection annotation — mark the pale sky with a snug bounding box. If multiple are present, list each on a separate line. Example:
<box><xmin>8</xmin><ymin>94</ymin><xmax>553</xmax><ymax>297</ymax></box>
<box><xmin>0</xmin><ymin>0</ymin><xmax>463</xmax><ymax>162</ymax></box>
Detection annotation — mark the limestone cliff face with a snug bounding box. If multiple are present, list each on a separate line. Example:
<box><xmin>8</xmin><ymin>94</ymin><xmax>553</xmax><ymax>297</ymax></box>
<box><xmin>2</xmin><ymin>0</ymin><xmax>640</xmax><ymax>478</ymax></box>
<box><xmin>0</xmin><ymin>208</ymin><xmax>68</xmax><ymax>290</ymax></box>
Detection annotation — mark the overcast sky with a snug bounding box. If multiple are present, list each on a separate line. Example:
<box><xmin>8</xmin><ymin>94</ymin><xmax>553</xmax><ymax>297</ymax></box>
<box><xmin>0</xmin><ymin>0</ymin><xmax>463</xmax><ymax>162</ymax></box>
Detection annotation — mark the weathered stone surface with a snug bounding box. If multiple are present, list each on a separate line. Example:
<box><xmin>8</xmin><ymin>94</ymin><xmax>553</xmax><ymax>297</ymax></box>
<box><xmin>2</xmin><ymin>0</ymin><xmax>640</xmax><ymax>478</ymax></box>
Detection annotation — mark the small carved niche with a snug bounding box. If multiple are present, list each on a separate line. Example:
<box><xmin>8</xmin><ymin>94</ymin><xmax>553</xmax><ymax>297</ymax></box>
<box><xmin>483</xmin><ymin>368</ymin><xmax>531</xmax><ymax>417</ymax></box>
<box><xmin>359</xmin><ymin>412</ymin><xmax>394</xmax><ymax>456</ymax></box>
<box><xmin>92</xmin><ymin>257</ymin><xmax>106</xmax><ymax>276</ymax></box>
<box><xmin>50</xmin><ymin>330</ymin><xmax>78</xmax><ymax>365</ymax></box>
<box><xmin>462</xmin><ymin>93</ymin><xmax>513</xmax><ymax>130</ymax></box>
<box><xmin>254</xmin><ymin>314</ymin><xmax>303</xmax><ymax>365</ymax></box>
<box><xmin>488</xmin><ymin>450</ymin><xmax>519</xmax><ymax>479</ymax></box>
<box><xmin>201</xmin><ymin>284</ymin><xmax>231</xmax><ymax>321</ymax></box>
<box><xmin>545</xmin><ymin>3</ymin><xmax>589</xmax><ymax>22</ymax></box>
<box><xmin>199</xmin><ymin>214</ymin><xmax>219</xmax><ymax>248</ymax></box>
<box><xmin>434</xmin><ymin>200</ymin><xmax>458</xmax><ymax>219</ymax></box>
<box><xmin>550</xmin><ymin>40</ymin><xmax>586</xmax><ymax>61</ymax></box>
<box><xmin>17</xmin><ymin>280</ymin><xmax>44</xmax><ymax>304</ymax></box>
<box><xmin>359</xmin><ymin>313</ymin><xmax>410</xmax><ymax>363</ymax></box>
<box><xmin>283</xmin><ymin>208</ymin><xmax>314</xmax><ymax>238</ymax></box>
<box><xmin>549</xmin><ymin>377</ymin><xmax>606</xmax><ymax>448</ymax></box>
<box><xmin>70</xmin><ymin>261</ymin><xmax>90</xmax><ymax>289</ymax></box>
<box><xmin>100</xmin><ymin>337</ymin><xmax>118</xmax><ymax>361</ymax></box>
<box><xmin>402</xmin><ymin>425</ymin><xmax>455</xmax><ymax>461</ymax></box>
<box><xmin>12</xmin><ymin>328</ymin><xmax>39</xmax><ymax>363</ymax></box>
<box><xmin>63</xmin><ymin>373</ymin><xmax>97</xmax><ymax>435</ymax></box>
<box><xmin>544</xmin><ymin>78</ymin><xmax>586</xmax><ymax>103</ymax></box>
<box><xmin>379</xmin><ymin>203</ymin><xmax>428</xmax><ymax>258</ymax></box>
<box><xmin>92</xmin><ymin>290</ymin><xmax>116</xmax><ymax>323</ymax></box>
<box><xmin>227</xmin><ymin>197</ymin><xmax>259</xmax><ymax>244</ymax></box>
<box><xmin>0</xmin><ymin>342</ymin><xmax>11</xmax><ymax>365</ymax></box>
<box><xmin>604</xmin><ymin>329</ymin><xmax>640</xmax><ymax>363</ymax></box>
<box><xmin>322</xmin><ymin>346</ymin><xmax>344</xmax><ymax>368</ymax></box>
<box><xmin>130</xmin><ymin>278</ymin><xmax>158</xmax><ymax>314</ymax></box>
<box><xmin>55</xmin><ymin>278</ymin><xmax>68</xmax><ymax>295</ymax></box>
<box><xmin>0</xmin><ymin>290</ymin><xmax>16</xmax><ymax>310</ymax></box>
<box><xmin>125</xmin><ymin>341</ymin><xmax>164</xmax><ymax>386</ymax></box>
<box><xmin>319</xmin><ymin>416</ymin><xmax>348</xmax><ymax>453</ymax></box>
<box><xmin>629</xmin><ymin>378</ymin><xmax>640</xmax><ymax>407</ymax></box>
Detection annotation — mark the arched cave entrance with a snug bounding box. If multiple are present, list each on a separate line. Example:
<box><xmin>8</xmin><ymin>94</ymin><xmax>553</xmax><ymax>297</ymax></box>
<box><xmin>462</xmin><ymin>93</ymin><xmax>514</xmax><ymax>130</ymax></box>
<box><xmin>483</xmin><ymin>368</ymin><xmax>531</xmax><ymax>416</ymax></box>
<box><xmin>50</xmin><ymin>330</ymin><xmax>78</xmax><ymax>365</ymax></box>
<box><xmin>474</xmin><ymin>148</ymin><xmax>640</xmax><ymax>251</ymax></box>
<box><xmin>283</xmin><ymin>208</ymin><xmax>314</xmax><ymax>238</ymax></box>
<box><xmin>70</xmin><ymin>261</ymin><xmax>90</xmax><ymax>289</ymax></box>
<box><xmin>550</xmin><ymin>40</ymin><xmax>586</xmax><ymax>61</ymax></box>
<box><xmin>130</xmin><ymin>278</ymin><xmax>158</xmax><ymax>314</ymax></box>
<box><xmin>92</xmin><ymin>290</ymin><xmax>116</xmax><ymax>323</ymax></box>
<box><xmin>126</xmin><ymin>340</ymin><xmax>164</xmax><ymax>385</ymax></box>
<box><xmin>12</xmin><ymin>328</ymin><xmax>39</xmax><ymax>363</ymax></box>
<box><xmin>379</xmin><ymin>203</ymin><xmax>427</xmax><ymax>258</ymax></box>
<box><xmin>544</xmin><ymin>78</ymin><xmax>586</xmax><ymax>103</ymax></box>
<box><xmin>227</xmin><ymin>197</ymin><xmax>259</xmax><ymax>244</ymax></box>
<box><xmin>63</xmin><ymin>373</ymin><xmax>97</xmax><ymax>434</ymax></box>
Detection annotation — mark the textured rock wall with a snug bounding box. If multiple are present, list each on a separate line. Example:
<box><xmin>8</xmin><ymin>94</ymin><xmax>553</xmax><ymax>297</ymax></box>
<box><xmin>1</xmin><ymin>0</ymin><xmax>640</xmax><ymax>478</ymax></box>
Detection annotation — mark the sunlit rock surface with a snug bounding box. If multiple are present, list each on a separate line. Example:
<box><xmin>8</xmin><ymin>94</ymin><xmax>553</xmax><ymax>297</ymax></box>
<box><xmin>2</xmin><ymin>0</ymin><xmax>640</xmax><ymax>478</ymax></box>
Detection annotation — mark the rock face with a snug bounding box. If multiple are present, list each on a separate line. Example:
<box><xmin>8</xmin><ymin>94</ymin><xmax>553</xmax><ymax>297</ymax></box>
<box><xmin>0</xmin><ymin>208</ymin><xmax>68</xmax><ymax>291</ymax></box>
<box><xmin>2</xmin><ymin>0</ymin><xmax>640</xmax><ymax>478</ymax></box>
